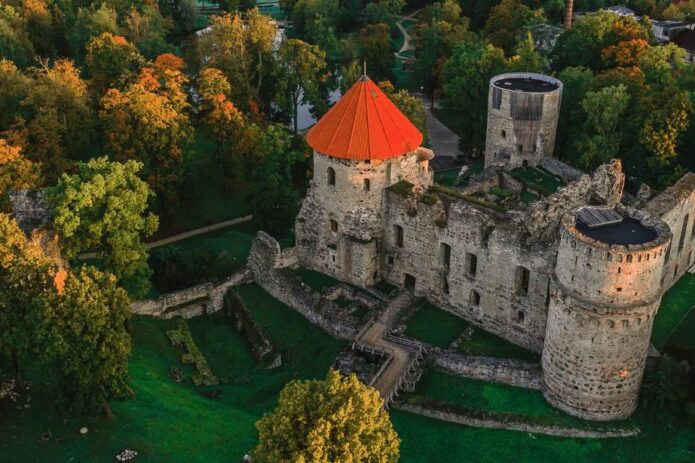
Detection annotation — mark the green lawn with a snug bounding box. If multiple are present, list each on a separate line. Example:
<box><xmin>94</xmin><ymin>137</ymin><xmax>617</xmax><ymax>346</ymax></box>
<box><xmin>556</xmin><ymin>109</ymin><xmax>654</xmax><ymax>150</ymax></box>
<box><xmin>0</xmin><ymin>284</ymin><xmax>343</xmax><ymax>462</ymax></box>
<box><xmin>652</xmin><ymin>273</ymin><xmax>695</xmax><ymax>349</ymax></box>
<box><xmin>434</xmin><ymin>168</ymin><xmax>461</xmax><ymax>187</ymax></box>
<box><xmin>508</xmin><ymin>166</ymin><xmax>564</xmax><ymax>197</ymax></box>
<box><xmin>404</xmin><ymin>302</ymin><xmax>468</xmax><ymax>348</ymax></box>
<box><xmin>148</xmin><ymin>222</ymin><xmax>260</xmax><ymax>294</ymax></box>
<box><xmin>293</xmin><ymin>267</ymin><xmax>341</xmax><ymax>291</ymax></box>
<box><xmin>156</xmin><ymin>128</ymin><xmax>249</xmax><ymax>238</ymax></box>
<box><xmin>457</xmin><ymin>324</ymin><xmax>540</xmax><ymax>363</ymax></box>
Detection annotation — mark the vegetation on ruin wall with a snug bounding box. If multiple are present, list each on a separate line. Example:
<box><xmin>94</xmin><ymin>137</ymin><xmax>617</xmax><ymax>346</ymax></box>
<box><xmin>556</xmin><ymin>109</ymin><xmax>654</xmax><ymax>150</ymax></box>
<box><xmin>404</xmin><ymin>302</ymin><xmax>469</xmax><ymax>348</ymax></box>
<box><xmin>293</xmin><ymin>267</ymin><xmax>342</xmax><ymax>291</ymax></box>
<box><xmin>429</xmin><ymin>184</ymin><xmax>507</xmax><ymax>212</ymax></box>
<box><xmin>0</xmin><ymin>285</ymin><xmax>343</xmax><ymax>462</ymax></box>
<box><xmin>507</xmin><ymin>166</ymin><xmax>564</xmax><ymax>197</ymax></box>
<box><xmin>167</xmin><ymin>317</ymin><xmax>219</xmax><ymax>386</ymax></box>
<box><xmin>652</xmin><ymin>273</ymin><xmax>695</xmax><ymax>349</ymax></box>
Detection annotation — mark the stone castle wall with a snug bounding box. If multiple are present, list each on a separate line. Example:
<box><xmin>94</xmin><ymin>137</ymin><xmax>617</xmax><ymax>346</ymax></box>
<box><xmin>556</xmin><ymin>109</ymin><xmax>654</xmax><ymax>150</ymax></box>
<box><xmin>646</xmin><ymin>172</ymin><xmax>695</xmax><ymax>290</ymax></box>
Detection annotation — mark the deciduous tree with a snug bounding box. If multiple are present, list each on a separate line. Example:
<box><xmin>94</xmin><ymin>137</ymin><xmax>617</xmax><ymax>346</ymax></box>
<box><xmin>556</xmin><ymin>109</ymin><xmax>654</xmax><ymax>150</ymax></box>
<box><xmin>0</xmin><ymin>138</ymin><xmax>40</xmax><ymax>212</ymax></box>
<box><xmin>46</xmin><ymin>157</ymin><xmax>158</xmax><ymax>297</ymax></box>
<box><xmin>359</xmin><ymin>23</ymin><xmax>393</xmax><ymax>82</ymax></box>
<box><xmin>252</xmin><ymin>370</ymin><xmax>400</xmax><ymax>463</ymax></box>
<box><xmin>86</xmin><ymin>32</ymin><xmax>145</xmax><ymax>92</ymax></box>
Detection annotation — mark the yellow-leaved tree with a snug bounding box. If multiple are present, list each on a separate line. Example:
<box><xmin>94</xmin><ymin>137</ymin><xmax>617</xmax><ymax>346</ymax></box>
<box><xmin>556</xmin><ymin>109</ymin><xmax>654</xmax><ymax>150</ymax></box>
<box><xmin>252</xmin><ymin>370</ymin><xmax>400</xmax><ymax>462</ymax></box>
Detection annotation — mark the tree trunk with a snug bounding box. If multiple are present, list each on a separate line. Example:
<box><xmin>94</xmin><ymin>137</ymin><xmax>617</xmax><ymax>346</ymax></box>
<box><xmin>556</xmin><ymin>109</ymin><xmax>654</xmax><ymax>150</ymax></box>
<box><xmin>101</xmin><ymin>388</ymin><xmax>113</xmax><ymax>419</ymax></box>
<box><xmin>11</xmin><ymin>351</ymin><xmax>24</xmax><ymax>391</ymax></box>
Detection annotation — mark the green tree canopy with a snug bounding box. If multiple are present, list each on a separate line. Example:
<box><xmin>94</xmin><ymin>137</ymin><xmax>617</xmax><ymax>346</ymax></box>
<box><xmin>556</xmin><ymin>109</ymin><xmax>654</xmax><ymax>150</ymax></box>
<box><xmin>46</xmin><ymin>157</ymin><xmax>158</xmax><ymax>297</ymax></box>
<box><xmin>48</xmin><ymin>266</ymin><xmax>132</xmax><ymax>417</ymax></box>
<box><xmin>252</xmin><ymin>370</ymin><xmax>400</xmax><ymax>462</ymax></box>
<box><xmin>359</xmin><ymin>23</ymin><xmax>394</xmax><ymax>82</ymax></box>
<box><xmin>85</xmin><ymin>32</ymin><xmax>145</xmax><ymax>92</ymax></box>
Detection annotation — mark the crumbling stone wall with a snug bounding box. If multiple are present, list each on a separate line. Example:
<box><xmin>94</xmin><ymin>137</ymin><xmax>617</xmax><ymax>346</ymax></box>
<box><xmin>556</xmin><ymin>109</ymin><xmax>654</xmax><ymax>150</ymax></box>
<box><xmin>249</xmin><ymin>231</ymin><xmax>360</xmax><ymax>340</ymax></box>
<box><xmin>295</xmin><ymin>150</ymin><xmax>432</xmax><ymax>287</ymax></box>
<box><xmin>542</xmin><ymin>209</ymin><xmax>671</xmax><ymax>421</ymax></box>
<box><xmin>645</xmin><ymin>172</ymin><xmax>695</xmax><ymax>290</ymax></box>
<box><xmin>432</xmin><ymin>352</ymin><xmax>542</xmax><ymax>390</ymax></box>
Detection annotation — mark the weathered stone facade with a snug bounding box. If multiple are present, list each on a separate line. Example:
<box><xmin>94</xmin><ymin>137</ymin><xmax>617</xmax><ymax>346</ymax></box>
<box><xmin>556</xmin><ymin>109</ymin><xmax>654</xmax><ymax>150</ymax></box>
<box><xmin>295</xmin><ymin>148</ymin><xmax>694</xmax><ymax>421</ymax></box>
<box><xmin>484</xmin><ymin>73</ymin><xmax>563</xmax><ymax>169</ymax></box>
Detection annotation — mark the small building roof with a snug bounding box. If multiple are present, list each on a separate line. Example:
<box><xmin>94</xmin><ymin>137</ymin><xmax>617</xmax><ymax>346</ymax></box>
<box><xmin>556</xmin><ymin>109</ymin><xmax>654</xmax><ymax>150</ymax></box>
<box><xmin>306</xmin><ymin>76</ymin><xmax>423</xmax><ymax>161</ymax></box>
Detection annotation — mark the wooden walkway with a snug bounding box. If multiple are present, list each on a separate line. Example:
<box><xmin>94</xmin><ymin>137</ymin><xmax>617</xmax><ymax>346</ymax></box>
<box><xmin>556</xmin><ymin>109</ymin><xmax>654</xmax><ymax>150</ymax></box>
<box><xmin>352</xmin><ymin>291</ymin><xmax>425</xmax><ymax>404</ymax></box>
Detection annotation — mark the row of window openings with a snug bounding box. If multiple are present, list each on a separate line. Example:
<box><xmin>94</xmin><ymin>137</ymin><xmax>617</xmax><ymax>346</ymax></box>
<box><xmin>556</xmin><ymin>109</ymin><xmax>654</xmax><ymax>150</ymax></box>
<box><xmin>394</xmin><ymin>230</ymin><xmax>530</xmax><ymax>296</ymax></box>
<box><xmin>326</xmin><ymin>167</ymin><xmax>371</xmax><ymax>191</ymax></box>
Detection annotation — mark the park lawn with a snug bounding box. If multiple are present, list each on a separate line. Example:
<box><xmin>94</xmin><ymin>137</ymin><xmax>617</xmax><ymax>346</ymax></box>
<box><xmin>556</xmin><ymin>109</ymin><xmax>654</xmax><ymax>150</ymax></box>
<box><xmin>293</xmin><ymin>267</ymin><xmax>341</xmax><ymax>291</ymax></box>
<box><xmin>509</xmin><ymin>166</ymin><xmax>564</xmax><ymax>196</ymax></box>
<box><xmin>434</xmin><ymin>168</ymin><xmax>461</xmax><ymax>187</ymax></box>
<box><xmin>651</xmin><ymin>273</ymin><xmax>695</xmax><ymax>349</ymax></box>
<box><xmin>156</xmin><ymin>128</ymin><xmax>249</xmax><ymax>238</ymax></box>
<box><xmin>0</xmin><ymin>284</ymin><xmax>343</xmax><ymax>462</ymax></box>
<box><xmin>404</xmin><ymin>302</ymin><xmax>468</xmax><ymax>348</ymax></box>
<box><xmin>457</xmin><ymin>325</ymin><xmax>540</xmax><ymax>363</ymax></box>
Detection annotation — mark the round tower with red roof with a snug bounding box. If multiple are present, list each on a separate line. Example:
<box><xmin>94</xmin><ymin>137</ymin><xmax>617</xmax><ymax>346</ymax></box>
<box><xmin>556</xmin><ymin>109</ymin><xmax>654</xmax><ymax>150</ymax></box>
<box><xmin>295</xmin><ymin>75</ymin><xmax>433</xmax><ymax>287</ymax></box>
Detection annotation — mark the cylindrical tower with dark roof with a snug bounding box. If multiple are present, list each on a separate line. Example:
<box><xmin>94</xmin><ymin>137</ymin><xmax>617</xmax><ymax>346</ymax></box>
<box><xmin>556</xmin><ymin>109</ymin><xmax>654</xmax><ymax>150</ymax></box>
<box><xmin>542</xmin><ymin>207</ymin><xmax>672</xmax><ymax>420</ymax></box>
<box><xmin>485</xmin><ymin>72</ymin><xmax>563</xmax><ymax>169</ymax></box>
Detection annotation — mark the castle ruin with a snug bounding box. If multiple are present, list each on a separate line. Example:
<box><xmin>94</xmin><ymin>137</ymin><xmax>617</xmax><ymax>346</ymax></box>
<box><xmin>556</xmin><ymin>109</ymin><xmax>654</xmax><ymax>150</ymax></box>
<box><xmin>295</xmin><ymin>72</ymin><xmax>695</xmax><ymax>421</ymax></box>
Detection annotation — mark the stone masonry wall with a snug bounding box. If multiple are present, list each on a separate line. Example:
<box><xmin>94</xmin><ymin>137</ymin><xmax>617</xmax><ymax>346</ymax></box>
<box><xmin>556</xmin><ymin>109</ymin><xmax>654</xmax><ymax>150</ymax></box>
<box><xmin>645</xmin><ymin>172</ymin><xmax>695</xmax><ymax>290</ymax></box>
<box><xmin>432</xmin><ymin>352</ymin><xmax>542</xmax><ymax>390</ymax></box>
<box><xmin>249</xmin><ymin>231</ymin><xmax>360</xmax><ymax>340</ymax></box>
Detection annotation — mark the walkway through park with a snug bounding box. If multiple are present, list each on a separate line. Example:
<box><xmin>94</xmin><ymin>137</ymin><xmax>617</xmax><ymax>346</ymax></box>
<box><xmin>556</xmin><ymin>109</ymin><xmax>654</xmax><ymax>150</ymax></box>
<box><xmin>78</xmin><ymin>214</ymin><xmax>253</xmax><ymax>260</ymax></box>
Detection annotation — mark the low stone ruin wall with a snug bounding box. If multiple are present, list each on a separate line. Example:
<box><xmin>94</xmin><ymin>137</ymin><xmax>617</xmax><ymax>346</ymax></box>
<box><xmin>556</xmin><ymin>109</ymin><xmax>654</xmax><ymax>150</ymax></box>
<box><xmin>432</xmin><ymin>352</ymin><xmax>542</xmax><ymax>390</ymax></box>
<box><xmin>395</xmin><ymin>402</ymin><xmax>640</xmax><ymax>439</ymax></box>
<box><xmin>224</xmin><ymin>289</ymin><xmax>281</xmax><ymax>368</ymax></box>
<box><xmin>131</xmin><ymin>267</ymin><xmax>252</xmax><ymax>319</ymax></box>
<box><xmin>248</xmin><ymin>231</ymin><xmax>361</xmax><ymax>340</ymax></box>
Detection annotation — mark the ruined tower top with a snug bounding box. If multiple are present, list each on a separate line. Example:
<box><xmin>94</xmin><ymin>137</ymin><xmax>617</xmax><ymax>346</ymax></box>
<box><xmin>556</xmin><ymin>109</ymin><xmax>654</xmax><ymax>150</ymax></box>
<box><xmin>306</xmin><ymin>76</ymin><xmax>423</xmax><ymax>161</ymax></box>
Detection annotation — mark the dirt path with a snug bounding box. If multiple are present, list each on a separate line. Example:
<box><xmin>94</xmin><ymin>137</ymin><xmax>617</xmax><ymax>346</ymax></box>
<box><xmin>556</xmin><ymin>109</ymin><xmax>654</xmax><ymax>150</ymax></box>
<box><xmin>78</xmin><ymin>214</ymin><xmax>253</xmax><ymax>260</ymax></box>
<box><xmin>395</xmin><ymin>9</ymin><xmax>422</xmax><ymax>58</ymax></box>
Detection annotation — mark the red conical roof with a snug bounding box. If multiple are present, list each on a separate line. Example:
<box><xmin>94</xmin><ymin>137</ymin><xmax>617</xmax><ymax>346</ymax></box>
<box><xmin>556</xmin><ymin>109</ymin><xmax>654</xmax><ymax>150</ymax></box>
<box><xmin>306</xmin><ymin>76</ymin><xmax>423</xmax><ymax>161</ymax></box>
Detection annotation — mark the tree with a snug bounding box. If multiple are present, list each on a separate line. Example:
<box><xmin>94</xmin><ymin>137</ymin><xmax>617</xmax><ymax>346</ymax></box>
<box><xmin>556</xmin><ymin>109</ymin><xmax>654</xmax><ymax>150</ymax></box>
<box><xmin>0</xmin><ymin>213</ymin><xmax>57</xmax><ymax>390</ymax></box>
<box><xmin>413</xmin><ymin>1</ymin><xmax>475</xmax><ymax>102</ymax></box>
<box><xmin>291</xmin><ymin>0</ymin><xmax>339</xmax><ymax>38</ymax></box>
<box><xmin>555</xmin><ymin>66</ymin><xmax>594</xmax><ymax>158</ymax></box>
<box><xmin>86</xmin><ymin>32</ymin><xmax>145</xmax><ymax>92</ymax></box>
<box><xmin>46</xmin><ymin>157</ymin><xmax>158</xmax><ymax>297</ymax></box>
<box><xmin>359</xmin><ymin>23</ymin><xmax>394</xmax><ymax>82</ymax></box>
<box><xmin>252</xmin><ymin>370</ymin><xmax>400</xmax><ymax>462</ymax></box>
<box><xmin>307</xmin><ymin>13</ymin><xmax>338</xmax><ymax>57</ymax></box>
<box><xmin>122</xmin><ymin>4</ymin><xmax>172</xmax><ymax>59</ymax></box>
<box><xmin>0</xmin><ymin>59</ymin><xmax>31</xmax><ymax>130</ymax></box>
<box><xmin>68</xmin><ymin>4</ymin><xmax>119</xmax><ymax>62</ymax></box>
<box><xmin>441</xmin><ymin>41</ymin><xmax>508</xmax><ymax>156</ymax></box>
<box><xmin>100</xmin><ymin>54</ymin><xmax>193</xmax><ymax>208</ymax></box>
<box><xmin>364</xmin><ymin>0</ymin><xmax>405</xmax><ymax>25</ymax></box>
<box><xmin>197</xmin><ymin>10</ymin><xmax>278</xmax><ymax>110</ymax></box>
<box><xmin>246</xmin><ymin>124</ymin><xmax>303</xmax><ymax>236</ymax></box>
<box><xmin>508</xmin><ymin>32</ymin><xmax>546</xmax><ymax>72</ymax></box>
<box><xmin>483</xmin><ymin>0</ymin><xmax>543</xmax><ymax>56</ymax></box>
<box><xmin>0</xmin><ymin>4</ymin><xmax>35</xmax><ymax>68</ymax></box>
<box><xmin>48</xmin><ymin>266</ymin><xmax>132</xmax><ymax>417</ymax></box>
<box><xmin>275</xmin><ymin>39</ymin><xmax>328</xmax><ymax>134</ymax></box>
<box><xmin>0</xmin><ymin>138</ymin><xmax>41</xmax><ymax>212</ymax></box>
<box><xmin>378</xmin><ymin>81</ymin><xmax>427</xmax><ymax>139</ymax></box>
<box><xmin>576</xmin><ymin>84</ymin><xmax>630</xmax><ymax>169</ymax></box>
<box><xmin>638</xmin><ymin>86</ymin><xmax>692</xmax><ymax>164</ymax></box>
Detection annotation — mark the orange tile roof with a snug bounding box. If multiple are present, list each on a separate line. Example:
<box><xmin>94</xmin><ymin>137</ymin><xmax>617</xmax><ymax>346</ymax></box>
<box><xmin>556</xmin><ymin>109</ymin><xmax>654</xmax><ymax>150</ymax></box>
<box><xmin>306</xmin><ymin>76</ymin><xmax>423</xmax><ymax>161</ymax></box>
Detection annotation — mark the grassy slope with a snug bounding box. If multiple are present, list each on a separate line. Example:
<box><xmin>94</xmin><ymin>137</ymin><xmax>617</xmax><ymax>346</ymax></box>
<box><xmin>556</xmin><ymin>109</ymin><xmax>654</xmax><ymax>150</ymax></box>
<box><xmin>0</xmin><ymin>284</ymin><xmax>343</xmax><ymax>462</ymax></box>
<box><xmin>456</xmin><ymin>325</ymin><xmax>540</xmax><ymax>363</ymax></box>
<box><xmin>652</xmin><ymin>273</ymin><xmax>695</xmax><ymax>349</ymax></box>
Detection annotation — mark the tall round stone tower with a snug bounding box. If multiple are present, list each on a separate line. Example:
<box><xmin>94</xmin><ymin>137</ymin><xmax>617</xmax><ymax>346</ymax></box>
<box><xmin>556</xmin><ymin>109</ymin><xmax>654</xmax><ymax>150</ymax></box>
<box><xmin>484</xmin><ymin>72</ymin><xmax>563</xmax><ymax>169</ymax></box>
<box><xmin>295</xmin><ymin>75</ymin><xmax>432</xmax><ymax>287</ymax></box>
<box><xmin>542</xmin><ymin>207</ymin><xmax>672</xmax><ymax>421</ymax></box>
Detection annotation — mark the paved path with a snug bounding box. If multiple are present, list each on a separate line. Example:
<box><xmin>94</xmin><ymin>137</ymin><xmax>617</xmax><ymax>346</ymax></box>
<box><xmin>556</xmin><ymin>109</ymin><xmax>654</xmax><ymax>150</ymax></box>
<box><xmin>418</xmin><ymin>94</ymin><xmax>461</xmax><ymax>159</ymax></box>
<box><xmin>395</xmin><ymin>10</ymin><xmax>422</xmax><ymax>58</ymax></box>
<box><xmin>354</xmin><ymin>291</ymin><xmax>422</xmax><ymax>402</ymax></box>
<box><xmin>78</xmin><ymin>215</ymin><xmax>253</xmax><ymax>260</ymax></box>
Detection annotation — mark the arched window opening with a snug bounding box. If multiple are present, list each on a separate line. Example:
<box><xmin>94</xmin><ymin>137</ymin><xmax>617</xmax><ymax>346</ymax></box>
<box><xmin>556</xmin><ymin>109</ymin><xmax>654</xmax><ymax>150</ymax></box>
<box><xmin>327</xmin><ymin>167</ymin><xmax>336</xmax><ymax>186</ymax></box>
<box><xmin>469</xmin><ymin>289</ymin><xmax>480</xmax><ymax>307</ymax></box>
<box><xmin>440</xmin><ymin>243</ymin><xmax>452</xmax><ymax>268</ymax></box>
<box><xmin>363</xmin><ymin>178</ymin><xmax>370</xmax><ymax>191</ymax></box>
<box><xmin>329</xmin><ymin>219</ymin><xmax>338</xmax><ymax>233</ymax></box>
<box><xmin>515</xmin><ymin>266</ymin><xmax>530</xmax><ymax>296</ymax></box>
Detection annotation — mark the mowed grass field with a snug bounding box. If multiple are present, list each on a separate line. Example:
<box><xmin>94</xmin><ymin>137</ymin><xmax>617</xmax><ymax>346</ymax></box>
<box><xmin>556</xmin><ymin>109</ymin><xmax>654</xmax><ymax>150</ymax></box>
<box><xmin>2</xmin><ymin>273</ymin><xmax>695</xmax><ymax>462</ymax></box>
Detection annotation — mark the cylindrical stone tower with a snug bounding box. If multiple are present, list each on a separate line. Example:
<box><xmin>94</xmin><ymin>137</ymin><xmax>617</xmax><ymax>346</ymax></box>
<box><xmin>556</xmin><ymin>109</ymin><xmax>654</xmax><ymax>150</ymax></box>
<box><xmin>484</xmin><ymin>72</ymin><xmax>563</xmax><ymax>169</ymax></box>
<box><xmin>542</xmin><ymin>207</ymin><xmax>672</xmax><ymax>421</ymax></box>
